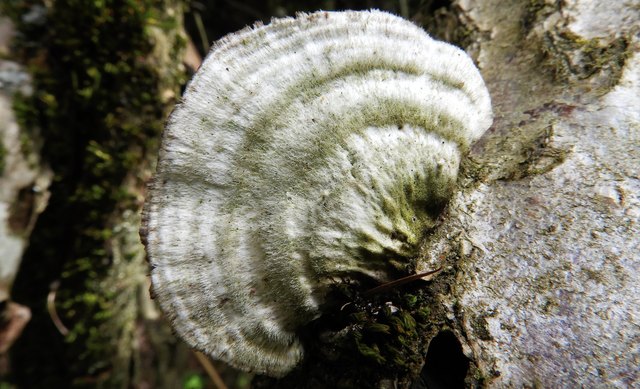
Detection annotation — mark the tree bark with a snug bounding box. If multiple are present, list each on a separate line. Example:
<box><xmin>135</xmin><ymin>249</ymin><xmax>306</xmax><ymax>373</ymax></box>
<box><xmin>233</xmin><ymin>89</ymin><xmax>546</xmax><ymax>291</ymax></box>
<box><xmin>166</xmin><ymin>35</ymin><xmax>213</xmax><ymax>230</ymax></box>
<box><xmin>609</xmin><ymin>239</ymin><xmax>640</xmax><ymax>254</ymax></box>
<box><xmin>445</xmin><ymin>0</ymin><xmax>639</xmax><ymax>386</ymax></box>
<box><xmin>0</xmin><ymin>1</ymin><xmax>209</xmax><ymax>387</ymax></box>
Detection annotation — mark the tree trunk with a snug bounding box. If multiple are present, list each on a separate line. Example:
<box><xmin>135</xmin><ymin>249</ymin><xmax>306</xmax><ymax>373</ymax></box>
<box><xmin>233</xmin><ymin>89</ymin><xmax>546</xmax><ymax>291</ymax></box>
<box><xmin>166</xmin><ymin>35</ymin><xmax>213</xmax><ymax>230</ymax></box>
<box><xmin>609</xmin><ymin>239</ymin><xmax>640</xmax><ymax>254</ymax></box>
<box><xmin>0</xmin><ymin>1</ymin><xmax>207</xmax><ymax>387</ymax></box>
<box><xmin>443</xmin><ymin>0</ymin><xmax>639</xmax><ymax>386</ymax></box>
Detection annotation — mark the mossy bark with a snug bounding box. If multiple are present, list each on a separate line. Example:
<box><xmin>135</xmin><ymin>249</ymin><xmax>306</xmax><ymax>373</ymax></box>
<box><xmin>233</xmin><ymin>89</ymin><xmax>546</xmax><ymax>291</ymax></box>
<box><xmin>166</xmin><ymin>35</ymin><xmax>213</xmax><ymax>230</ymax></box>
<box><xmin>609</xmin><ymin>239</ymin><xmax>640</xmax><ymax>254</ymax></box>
<box><xmin>2</xmin><ymin>1</ymin><xmax>195</xmax><ymax>387</ymax></box>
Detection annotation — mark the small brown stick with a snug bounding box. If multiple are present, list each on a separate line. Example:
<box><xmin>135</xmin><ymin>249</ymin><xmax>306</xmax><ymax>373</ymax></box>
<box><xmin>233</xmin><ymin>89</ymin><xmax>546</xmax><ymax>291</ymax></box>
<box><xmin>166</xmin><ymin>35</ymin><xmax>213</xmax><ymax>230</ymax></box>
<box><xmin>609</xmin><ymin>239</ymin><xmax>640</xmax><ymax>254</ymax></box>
<box><xmin>47</xmin><ymin>280</ymin><xmax>69</xmax><ymax>336</ymax></box>
<box><xmin>194</xmin><ymin>351</ymin><xmax>229</xmax><ymax>389</ymax></box>
<box><xmin>0</xmin><ymin>302</ymin><xmax>32</xmax><ymax>353</ymax></box>
<box><xmin>364</xmin><ymin>267</ymin><xmax>443</xmax><ymax>296</ymax></box>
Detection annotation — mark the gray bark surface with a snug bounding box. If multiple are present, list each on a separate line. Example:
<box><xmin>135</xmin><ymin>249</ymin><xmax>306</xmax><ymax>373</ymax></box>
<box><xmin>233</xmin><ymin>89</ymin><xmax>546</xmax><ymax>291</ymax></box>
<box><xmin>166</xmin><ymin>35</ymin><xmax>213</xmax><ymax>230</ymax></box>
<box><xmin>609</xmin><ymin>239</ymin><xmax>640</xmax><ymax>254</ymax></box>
<box><xmin>435</xmin><ymin>0</ymin><xmax>640</xmax><ymax>386</ymax></box>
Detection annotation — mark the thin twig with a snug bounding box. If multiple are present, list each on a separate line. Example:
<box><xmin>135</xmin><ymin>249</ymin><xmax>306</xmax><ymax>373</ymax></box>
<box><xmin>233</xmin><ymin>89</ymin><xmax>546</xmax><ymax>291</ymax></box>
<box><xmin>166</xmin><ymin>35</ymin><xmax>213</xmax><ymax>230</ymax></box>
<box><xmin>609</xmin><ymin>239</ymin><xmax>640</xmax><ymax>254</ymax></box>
<box><xmin>399</xmin><ymin>0</ymin><xmax>410</xmax><ymax>19</ymax></box>
<box><xmin>47</xmin><ymin>280</ymin><xmax>69</xmax><ymax>336</ymax></box>
<box><xmin>364</xmin><ymin>267</ymin><xmax>443</xmax><ymax>296</ymax></box>
<box><xmin>194</xmin><ymin>351</ymin><xmax>229</xmax><ymax>389</ymax></box>
<box><xmin>193</xmin><ymin>11</ymin><xmax>209</xmax><ymax>53</ymax></box>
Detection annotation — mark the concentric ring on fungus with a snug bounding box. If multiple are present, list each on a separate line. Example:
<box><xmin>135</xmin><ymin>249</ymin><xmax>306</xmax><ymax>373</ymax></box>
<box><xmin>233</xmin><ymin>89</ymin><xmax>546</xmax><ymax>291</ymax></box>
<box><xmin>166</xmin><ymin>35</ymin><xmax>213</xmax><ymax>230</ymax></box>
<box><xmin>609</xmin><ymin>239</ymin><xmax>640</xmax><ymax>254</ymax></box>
<box><xmin>141</xmin><ymin>10</ymin><xmax>492</xmax><ymax>377</ymax></box>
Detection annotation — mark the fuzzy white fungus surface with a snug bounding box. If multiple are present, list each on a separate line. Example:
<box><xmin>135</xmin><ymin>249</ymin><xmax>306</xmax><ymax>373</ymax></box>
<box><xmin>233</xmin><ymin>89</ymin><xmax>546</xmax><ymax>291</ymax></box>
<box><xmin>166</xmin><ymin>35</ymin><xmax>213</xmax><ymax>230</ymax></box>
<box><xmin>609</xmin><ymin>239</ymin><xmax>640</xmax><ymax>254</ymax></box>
<box><xmin>142</xmin><ymin>10</ymin><xmax>492</xmax><ymax>376</ymax></box>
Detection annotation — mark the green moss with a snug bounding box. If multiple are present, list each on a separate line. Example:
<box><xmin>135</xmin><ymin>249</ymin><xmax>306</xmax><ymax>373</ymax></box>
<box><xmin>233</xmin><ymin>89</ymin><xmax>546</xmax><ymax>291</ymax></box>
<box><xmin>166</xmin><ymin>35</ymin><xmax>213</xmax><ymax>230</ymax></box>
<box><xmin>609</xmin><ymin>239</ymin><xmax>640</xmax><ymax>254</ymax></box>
<box><xmin>3</xmin><ymin>0</ymin><xmax>186</xmax><ymax>387</ymax></box>
<box><xmin>521</xmin><ymin>0</ymin><xmax>632</xmax><ymax>92</ymax></box>
<box><xmin>504</xmin><ymin>124</ymin><xmax>568</xmax><ymax>180</ymax></box>
<box><xmin>0</xmin><ymin>139</ymin><xmax>6</xmax><ymax>175</ymax></box>
<box><xmin>522</xmin><ymin>0</ymin><xmax>556</xmax><ymax>33</ymax></box>
<box><xmin>541</xmin><ymin>30</ymin><xmax>630</xmax><ymax>87</ymax></box>
<box><xmin>11</xmin><ymin>92</ymin><xmax>39</xmax><ymax>164</ymax></box>
<box><xmin>478</xmin><ymin>119</ymin><xmax>569</xmax><ymax>182</ymax></box>
<box><xmin>471</xmin><ymin>314</ymin><xmax>493</xmax><ymax>341</ymax></box>
<box><xmin>255</xmin><ymin>280</ymin><xmax>447</xmax><ymax>388</ymax></box>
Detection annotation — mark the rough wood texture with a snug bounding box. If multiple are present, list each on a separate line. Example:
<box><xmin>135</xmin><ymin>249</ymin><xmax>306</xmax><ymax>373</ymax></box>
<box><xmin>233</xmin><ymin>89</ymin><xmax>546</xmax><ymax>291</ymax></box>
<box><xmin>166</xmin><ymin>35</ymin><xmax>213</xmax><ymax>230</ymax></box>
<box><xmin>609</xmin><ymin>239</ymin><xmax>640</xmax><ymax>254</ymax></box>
<box><xmin>0</xmin><ymin>15</ymin><xmax>50</xmax><ymax>367</ymax></box>
<box><xmin>1</xmin><ymin>1</ymin><xmax>204</xmax><ymax>387</ymax></box>
<box><xmin>0</xmin><ymin>15</ymin><xmax>51</xmax><ymax>307</ymax></box>
<box><xmin>433</xmin><ymin>0</ymin><xmax>639</xmax><ymax>386</ymax></box>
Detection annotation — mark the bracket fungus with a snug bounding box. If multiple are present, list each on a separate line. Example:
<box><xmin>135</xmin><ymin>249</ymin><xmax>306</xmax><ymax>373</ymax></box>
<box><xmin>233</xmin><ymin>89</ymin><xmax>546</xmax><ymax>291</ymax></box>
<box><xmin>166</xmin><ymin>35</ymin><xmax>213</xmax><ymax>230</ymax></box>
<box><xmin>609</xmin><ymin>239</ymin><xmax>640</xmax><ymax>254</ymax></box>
<box><xmin>141</xmin><ymin>10</ymin><xmax>492</xmax><ymax>377</ymax></box>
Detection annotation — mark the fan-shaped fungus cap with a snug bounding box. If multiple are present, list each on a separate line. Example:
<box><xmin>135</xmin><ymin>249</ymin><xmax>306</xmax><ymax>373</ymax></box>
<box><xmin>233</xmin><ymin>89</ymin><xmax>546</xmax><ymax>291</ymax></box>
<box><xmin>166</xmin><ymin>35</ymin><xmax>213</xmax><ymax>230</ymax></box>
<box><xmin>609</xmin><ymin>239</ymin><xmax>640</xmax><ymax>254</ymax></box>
<box><xmin>141</xmin><ymin>10</ymin><xmax>492</xmax><ymax>377</ymax></box>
